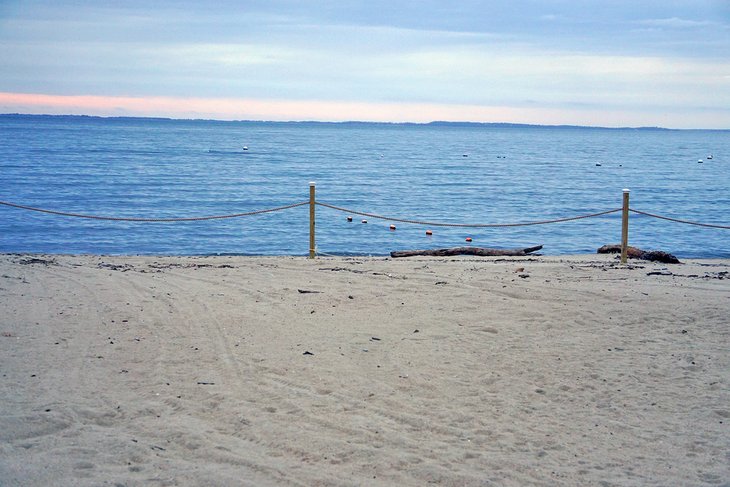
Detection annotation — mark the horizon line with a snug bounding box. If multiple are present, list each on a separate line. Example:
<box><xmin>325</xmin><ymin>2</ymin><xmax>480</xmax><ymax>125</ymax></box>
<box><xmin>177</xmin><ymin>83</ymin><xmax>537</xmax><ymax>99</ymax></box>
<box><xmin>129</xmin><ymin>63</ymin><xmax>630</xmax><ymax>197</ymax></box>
<box><xmin>2</xmin><ymin>92</ymin><xmax>729</xmax><ymax>131</ymax></box>
<box><xmin>5</xmin><ymin>112</ymin><xmax>728</xmax><ymax>132</ymax></box>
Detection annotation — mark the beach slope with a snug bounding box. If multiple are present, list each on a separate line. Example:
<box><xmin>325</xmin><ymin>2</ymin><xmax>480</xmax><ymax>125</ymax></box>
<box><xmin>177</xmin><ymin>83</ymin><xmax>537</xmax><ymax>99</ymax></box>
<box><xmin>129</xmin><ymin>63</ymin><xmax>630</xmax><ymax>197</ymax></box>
<box><xmin>1</xmin><ymin>254</ymin><xmax>728</xmax><ymax>486</ymax></box>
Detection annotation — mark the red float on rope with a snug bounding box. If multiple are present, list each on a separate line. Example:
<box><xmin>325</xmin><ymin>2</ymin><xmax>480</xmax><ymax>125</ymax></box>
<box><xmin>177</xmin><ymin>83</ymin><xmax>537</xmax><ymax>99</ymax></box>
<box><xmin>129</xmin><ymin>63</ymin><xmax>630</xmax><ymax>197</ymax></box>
<box><xmin>425</xmin><ymin>230</ymin><xmax>433</xmax><ymax>236</ymax></box>
<box><xmin>465</xmin><ymin>237</ymin><xmax>473</xmax><ymax>242</ymax></box>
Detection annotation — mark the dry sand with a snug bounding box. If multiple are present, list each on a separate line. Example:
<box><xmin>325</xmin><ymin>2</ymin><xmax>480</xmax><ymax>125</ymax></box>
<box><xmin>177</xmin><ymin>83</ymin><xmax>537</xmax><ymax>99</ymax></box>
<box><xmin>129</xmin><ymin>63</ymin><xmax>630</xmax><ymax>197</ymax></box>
<box><xmin>1</xmin><ymin>253</ymin><xmax>728</xmax><ymax>486</ymax></box>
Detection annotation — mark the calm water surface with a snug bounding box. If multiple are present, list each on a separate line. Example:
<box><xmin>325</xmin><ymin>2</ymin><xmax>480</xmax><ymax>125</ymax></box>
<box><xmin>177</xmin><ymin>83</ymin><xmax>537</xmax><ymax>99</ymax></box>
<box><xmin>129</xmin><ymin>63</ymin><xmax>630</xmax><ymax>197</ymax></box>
<box><xmin>1</xmin><ymin>115</ymin><xmax>728</xmax><ymax>257</ymax></box>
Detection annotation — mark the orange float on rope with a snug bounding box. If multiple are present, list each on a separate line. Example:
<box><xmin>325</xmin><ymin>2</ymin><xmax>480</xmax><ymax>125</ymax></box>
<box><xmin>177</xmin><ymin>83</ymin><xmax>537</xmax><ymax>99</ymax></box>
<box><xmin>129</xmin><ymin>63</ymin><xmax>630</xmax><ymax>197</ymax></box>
<box><xmin>425</xmin><ymin>230</ymin><xmax>433</xmax><ymax>236</ymax></box>
<box><xmin>465</xmin><ymin>237</ymin><xmax>473</xmax><ymax>242</ymax></box>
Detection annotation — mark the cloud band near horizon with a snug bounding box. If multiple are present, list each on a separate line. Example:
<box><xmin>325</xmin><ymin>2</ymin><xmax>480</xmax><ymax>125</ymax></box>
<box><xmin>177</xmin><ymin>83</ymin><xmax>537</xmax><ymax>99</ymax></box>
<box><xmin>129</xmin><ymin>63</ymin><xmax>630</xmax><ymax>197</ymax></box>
<box><xmin>2</xmin><ymin>92</ymin><xmax>728</xmax><ymax>129</ymax></box>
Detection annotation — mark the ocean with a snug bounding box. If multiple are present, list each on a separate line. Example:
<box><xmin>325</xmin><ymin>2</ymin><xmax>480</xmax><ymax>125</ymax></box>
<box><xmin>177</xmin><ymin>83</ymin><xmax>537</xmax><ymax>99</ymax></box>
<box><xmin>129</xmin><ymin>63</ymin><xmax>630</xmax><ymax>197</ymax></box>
<box><xmin>1</xmin><ymin>114</ymin><xmax>728</xmax><ymax>258</ymax></box>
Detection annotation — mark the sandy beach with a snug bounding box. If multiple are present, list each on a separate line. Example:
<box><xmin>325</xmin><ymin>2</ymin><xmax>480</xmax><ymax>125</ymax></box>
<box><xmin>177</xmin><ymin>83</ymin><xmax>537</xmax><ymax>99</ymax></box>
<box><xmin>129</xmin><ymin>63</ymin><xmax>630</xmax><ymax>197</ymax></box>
<box><xmin>1</xmin><ymin>253</ymin><xmax>728</xmax><ymax>486</ymax></box>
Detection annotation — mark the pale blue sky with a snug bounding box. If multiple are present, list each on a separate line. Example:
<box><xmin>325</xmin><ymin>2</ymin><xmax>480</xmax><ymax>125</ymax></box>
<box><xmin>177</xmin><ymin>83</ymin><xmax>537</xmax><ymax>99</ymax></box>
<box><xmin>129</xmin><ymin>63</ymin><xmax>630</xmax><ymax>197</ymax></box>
<box><xmin>1</xmin><ymin>1</ymin><xmax>728</xmax><ymax>127</ymax></box>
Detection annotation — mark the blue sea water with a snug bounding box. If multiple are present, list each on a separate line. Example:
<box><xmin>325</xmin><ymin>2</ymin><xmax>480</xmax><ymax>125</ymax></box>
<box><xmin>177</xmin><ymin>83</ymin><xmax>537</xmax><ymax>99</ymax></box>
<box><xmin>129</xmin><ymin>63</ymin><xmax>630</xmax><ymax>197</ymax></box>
<box><xmin>1</xmin><ymin>114</ymin><xmax>728</xmax><ymax>257</ymax></box>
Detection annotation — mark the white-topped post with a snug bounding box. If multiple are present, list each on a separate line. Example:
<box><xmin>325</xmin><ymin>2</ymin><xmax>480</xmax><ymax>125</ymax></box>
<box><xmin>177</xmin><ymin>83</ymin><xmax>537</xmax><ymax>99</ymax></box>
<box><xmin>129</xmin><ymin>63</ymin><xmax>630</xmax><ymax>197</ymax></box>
<box><xmin>309</xmin><ymin>182</ymin><xmax>316</xmax><ymax>259</ymax></box>
<box><xmin>621</xmin><ymin>189</ymin><xmax>630</xmax><ymax>264</ymax></box>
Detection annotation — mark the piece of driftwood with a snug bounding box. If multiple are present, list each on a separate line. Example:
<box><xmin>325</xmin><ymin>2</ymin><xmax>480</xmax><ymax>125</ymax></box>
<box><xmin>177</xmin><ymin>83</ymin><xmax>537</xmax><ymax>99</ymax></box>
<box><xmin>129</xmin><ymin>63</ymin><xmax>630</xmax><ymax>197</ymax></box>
<box><xmin>597</xmin><ymin>244</ymin><xmax>681</xmax><ymax>264</ymax></box>
<box><xmin>390</xmin><ymin>245</ymin><xmax>543</xmax><ymax>258</ymax></box>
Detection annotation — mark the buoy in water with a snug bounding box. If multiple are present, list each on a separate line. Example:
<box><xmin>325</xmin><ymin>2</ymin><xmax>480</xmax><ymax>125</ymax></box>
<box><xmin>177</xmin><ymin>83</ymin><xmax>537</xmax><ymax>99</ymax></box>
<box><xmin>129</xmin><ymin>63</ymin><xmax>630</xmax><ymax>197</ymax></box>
<box><xmin>362</xmin><ymin>219</ymin><xmax>368</xmax><ymax>224</ymax></box>
<box><xmin>425</xmin><ymin>230</ymin><xmax>433</xmax><ymax>236</ymax></box>
<box><xmin>698</xmin><ymin>159</ymin><xmax>704</xmax><ymax>163</ymax></box>
<box><xmin>707</xmin><ymin>154</ymin><xmax>713</xmax><ymax>159</ymax></box>
<box><xmin>346</xmin><ymin>216</ymin><xmax>353</xmax><ymax>222</ymax></box>
<box><xmin>465</xmin><ymin>237</ymin><xmax>473</xmax><ymax>242</ymax></box>
<box><xmin>242</xmin><ymin>146</ymin><xmax>249</xmax><ymax>151</ymax></box>
<box><xmin>389</xmin><ymin>224</ymin><xmax>396</xmax><ymax>231</ymax></box>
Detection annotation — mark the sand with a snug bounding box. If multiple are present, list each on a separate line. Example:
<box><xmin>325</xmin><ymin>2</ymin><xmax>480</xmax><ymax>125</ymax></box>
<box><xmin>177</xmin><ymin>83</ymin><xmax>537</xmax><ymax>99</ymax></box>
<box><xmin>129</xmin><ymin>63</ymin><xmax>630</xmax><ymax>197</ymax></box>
<box><xmin>1</xmin><ymin>253</ymin><xmax>728</xmax><ymax>486</ymax></box>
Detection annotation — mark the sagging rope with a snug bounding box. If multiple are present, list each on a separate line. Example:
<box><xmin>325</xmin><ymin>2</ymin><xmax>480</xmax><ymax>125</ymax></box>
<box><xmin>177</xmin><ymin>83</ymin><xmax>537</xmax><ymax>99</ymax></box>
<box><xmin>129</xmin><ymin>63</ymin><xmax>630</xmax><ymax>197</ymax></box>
<box><xmin>629</xmin><ymin>209</ymin><xmax>730</xmax><ymax>229</ymax></box>
<box><xmin>316</xmin><ymin>201</ymin><xmax>622</xmax><ymax>227</ymax></box>
<box><xmin>0</xmin><ymin>200</ymin><xmax>309</xmax><ymax>222</ymax></box>
<box><xmin>3</xmin><ymin>198</ymin><xmax>728</xmax><ymax>230</ymax></box>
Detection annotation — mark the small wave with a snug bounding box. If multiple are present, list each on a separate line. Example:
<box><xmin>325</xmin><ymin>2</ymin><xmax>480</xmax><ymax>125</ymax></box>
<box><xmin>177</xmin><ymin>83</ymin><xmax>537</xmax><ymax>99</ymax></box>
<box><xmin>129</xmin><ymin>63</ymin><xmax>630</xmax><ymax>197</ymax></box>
<box><xmin>207</xmin><ymin>149</ymin><xmax>249</xmax><ymax>155</ymax></box>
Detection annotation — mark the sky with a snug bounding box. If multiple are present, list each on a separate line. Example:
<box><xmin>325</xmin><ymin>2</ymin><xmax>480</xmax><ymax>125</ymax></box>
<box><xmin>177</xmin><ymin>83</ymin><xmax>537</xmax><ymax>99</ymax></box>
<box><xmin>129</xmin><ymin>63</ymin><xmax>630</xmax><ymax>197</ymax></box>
<box><xmin>0</xmin><ymin>0</ymin><xmax>729</xmax><ymax>128</ymax></box>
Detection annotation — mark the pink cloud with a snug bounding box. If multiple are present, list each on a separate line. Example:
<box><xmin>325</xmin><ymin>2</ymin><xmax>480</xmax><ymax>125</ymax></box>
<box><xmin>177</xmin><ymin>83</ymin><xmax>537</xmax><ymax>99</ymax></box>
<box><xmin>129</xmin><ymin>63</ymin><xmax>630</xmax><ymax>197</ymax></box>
<box><xmin>1</xmin><ymin>91</ymin><xmax>725</xmax><ymax>129</ymax></box>
<box><xmin>1</xmin><ymin>91</ymin><xmax>524</xmax><ymax>122</ymax></box>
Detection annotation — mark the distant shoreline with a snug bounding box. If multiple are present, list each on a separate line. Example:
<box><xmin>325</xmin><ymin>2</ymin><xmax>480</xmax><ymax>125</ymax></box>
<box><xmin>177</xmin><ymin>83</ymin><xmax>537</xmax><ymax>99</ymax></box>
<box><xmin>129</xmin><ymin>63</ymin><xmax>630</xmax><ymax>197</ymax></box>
<box><xmin>3</xmin><ymin>112</ymin><xmax>728</xmax><ymax>132</ymax></box>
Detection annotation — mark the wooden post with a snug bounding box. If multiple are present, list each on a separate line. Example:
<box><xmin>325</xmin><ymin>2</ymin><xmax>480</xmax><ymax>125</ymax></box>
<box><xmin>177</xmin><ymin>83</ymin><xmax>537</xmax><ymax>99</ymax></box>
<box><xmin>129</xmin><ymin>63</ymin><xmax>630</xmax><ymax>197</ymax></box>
<box><xmin>309</xmin><ymin>182</ymin><xmax>316</xmax><ymax>259</ymax></box>
<box><xmin>620</xmin><ymin>189</ymin><xmax>630</xmax><ymax>264</ymax></box>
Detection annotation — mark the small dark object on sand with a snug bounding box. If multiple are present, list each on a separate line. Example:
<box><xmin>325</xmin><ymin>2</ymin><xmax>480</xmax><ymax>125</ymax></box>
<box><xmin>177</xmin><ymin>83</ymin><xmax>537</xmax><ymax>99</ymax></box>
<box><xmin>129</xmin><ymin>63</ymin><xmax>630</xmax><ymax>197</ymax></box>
<box><xmin>597</xmin><ymin>245</ymin><xmax>680</xmax><ymax>264</ymax></box>
<box><xmin>391</xmin><ymin>245</ymin><xmax>542</xmax><ymax>258</ymax></box>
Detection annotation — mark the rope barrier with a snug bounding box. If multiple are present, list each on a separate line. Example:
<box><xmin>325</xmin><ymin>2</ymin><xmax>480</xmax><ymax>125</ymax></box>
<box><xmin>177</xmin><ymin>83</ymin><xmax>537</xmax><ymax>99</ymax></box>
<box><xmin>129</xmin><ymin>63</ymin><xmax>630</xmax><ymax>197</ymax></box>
<box><xmin>0</xmin><ymin>200</ymin><xmax>309</xmax><ymax>222</ymax></box>
<box><xmin>5</xmin><ymin>198</ymin><xmax>726</xmax><ymax>230</ymax></box>
<box><xmin>4</xmin><ymin>189</ymin><xmax>729</xmax><ymax>264</ymax></box>
<box><xmin>313</xmin><ymin>247</ymin><xmax>341</xmax><ymax>258</ymax></box>
<box><xmin>629</xmin><ymin>208</ymin><xmax>730</xmax><ymax>229</ymax></box>
<box><xmin>316</xmin><ymin>201</ymin><xmax>622</xmax><ymax>227</ymax></box>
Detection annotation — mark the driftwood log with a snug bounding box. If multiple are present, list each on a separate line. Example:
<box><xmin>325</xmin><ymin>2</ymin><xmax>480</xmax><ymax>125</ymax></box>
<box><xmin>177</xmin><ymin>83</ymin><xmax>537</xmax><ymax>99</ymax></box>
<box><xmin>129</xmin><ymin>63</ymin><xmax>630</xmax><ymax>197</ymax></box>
<box><xmin>597</xmin><ymin>244</ymin><xmax>681</xmax><ymax>264</ymax></box>
<box><xmin>391</xmin><ymin>245</ymin><xmax>543</xmax><ymax>258</ymax></box>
